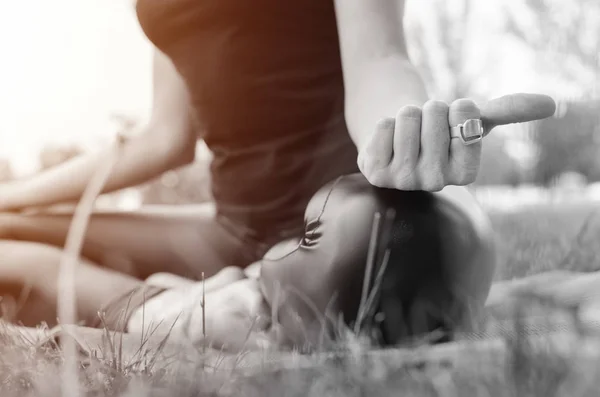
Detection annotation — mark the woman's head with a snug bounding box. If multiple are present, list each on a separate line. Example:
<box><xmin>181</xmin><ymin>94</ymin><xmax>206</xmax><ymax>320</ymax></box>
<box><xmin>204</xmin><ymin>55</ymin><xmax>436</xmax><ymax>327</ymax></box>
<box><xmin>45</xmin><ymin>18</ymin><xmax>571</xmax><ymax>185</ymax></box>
<box><xmin>259</xmin><ymin>173</ymin><xmax>495</xmax><ymax>349</ymax></box>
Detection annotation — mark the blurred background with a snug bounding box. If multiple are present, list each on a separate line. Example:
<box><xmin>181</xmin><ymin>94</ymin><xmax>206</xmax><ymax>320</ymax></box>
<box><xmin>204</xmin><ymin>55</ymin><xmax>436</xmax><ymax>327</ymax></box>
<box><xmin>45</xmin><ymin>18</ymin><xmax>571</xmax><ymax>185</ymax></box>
<box><xmin>0</xmin><ymin>0</ymin><xmax>598</xmax><ymax>212</ymax></box>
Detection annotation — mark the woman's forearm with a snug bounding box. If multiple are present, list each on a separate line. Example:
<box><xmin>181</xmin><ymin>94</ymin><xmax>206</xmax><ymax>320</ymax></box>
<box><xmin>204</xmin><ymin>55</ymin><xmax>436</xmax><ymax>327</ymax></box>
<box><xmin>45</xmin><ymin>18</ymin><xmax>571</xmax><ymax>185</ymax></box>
<box><xmin>0</xmin><ymin>125</ymin><xmax>195</xmax><ymax>210</ymax></box>
<box><xmin>344</xmin><ymin>56</ymin><xmax>429</xmax><ymax>151</ymax></box>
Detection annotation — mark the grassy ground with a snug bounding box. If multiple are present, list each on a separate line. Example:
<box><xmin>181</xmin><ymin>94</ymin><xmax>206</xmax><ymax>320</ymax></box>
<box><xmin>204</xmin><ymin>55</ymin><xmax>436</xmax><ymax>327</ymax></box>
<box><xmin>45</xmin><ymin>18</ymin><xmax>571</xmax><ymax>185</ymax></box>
<box><xmin>490</xmin><ymin>202</ymin><xmax>600</xmax><ymax>280</ymax></box>
<box><xmin>2</xmin><ymin>202</ymin><xmax>600</xmax><ymax>396</ymax></box>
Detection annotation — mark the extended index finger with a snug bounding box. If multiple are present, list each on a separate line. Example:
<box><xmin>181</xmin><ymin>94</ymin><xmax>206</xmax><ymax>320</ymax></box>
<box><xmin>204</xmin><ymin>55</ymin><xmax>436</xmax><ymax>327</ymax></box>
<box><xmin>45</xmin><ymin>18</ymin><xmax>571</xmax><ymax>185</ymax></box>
<box><xmin>481</xmin><ymin>93</ymin><xmax>556</xmax><ymax>132</ymax></box>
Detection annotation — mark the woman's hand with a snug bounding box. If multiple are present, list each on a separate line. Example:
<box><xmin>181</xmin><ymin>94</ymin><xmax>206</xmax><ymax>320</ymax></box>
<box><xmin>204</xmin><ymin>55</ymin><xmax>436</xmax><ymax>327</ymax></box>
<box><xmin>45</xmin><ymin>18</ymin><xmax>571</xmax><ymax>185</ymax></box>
<box><xmin>357</xmin><ymin>93</ymin><xmax>556</xmax><ymax>191</ymax></box>
<box><xmin>128</xmin><ymin>273</ymin><xmax>274</xmax><ymax>353</ymax></box>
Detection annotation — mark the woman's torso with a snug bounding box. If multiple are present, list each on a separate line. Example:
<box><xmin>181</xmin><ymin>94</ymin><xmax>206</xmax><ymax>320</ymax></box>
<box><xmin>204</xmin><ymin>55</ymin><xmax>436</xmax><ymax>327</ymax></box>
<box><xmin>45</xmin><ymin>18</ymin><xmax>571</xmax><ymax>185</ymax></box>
<box><xmin>136</xmin><ymin>0</ymin><xmax>359</xmax><ymax>239</ymax></box>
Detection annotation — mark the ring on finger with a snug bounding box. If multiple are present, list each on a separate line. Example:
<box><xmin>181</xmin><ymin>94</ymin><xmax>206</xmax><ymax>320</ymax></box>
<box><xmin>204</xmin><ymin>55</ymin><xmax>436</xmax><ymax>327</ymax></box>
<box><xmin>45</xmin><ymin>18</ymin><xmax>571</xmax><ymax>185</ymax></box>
<box><xmin>450</xmin><ymin>119</ymin><xmax>484</xmax><ymax>146</ymax></box>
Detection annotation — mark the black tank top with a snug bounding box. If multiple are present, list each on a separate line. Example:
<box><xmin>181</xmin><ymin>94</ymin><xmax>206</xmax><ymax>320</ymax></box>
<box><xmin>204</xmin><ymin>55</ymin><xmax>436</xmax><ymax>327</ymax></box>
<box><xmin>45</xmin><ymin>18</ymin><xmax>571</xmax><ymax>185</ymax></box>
<box><xmin>136</xmin><ymin>0</ymin><xmax>359</xmax><ymax>237</ymax></box>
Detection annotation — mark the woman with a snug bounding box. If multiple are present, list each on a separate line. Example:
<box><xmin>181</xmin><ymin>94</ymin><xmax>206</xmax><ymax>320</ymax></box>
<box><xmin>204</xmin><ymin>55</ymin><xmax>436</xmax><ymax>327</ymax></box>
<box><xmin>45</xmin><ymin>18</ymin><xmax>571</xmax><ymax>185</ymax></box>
<box><xmin>0</xmin><ymin>0</ymin><xmax>554</xmax><ymax>345</ymax></box>
<box><xmin>123</xmin><ymin>175</ymin><xmax>499</xmax><ymax>351</ymax></box>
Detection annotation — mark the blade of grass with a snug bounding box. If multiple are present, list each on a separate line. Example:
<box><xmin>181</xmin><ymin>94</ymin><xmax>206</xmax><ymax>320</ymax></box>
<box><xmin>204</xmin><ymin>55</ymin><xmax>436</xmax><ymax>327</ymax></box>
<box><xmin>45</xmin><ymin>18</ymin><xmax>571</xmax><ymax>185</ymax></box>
<box><xmin>354</xmin><ymin>212</ymin><xmax>382</xmax><ymax>335</ymax></box>
<box><xmin>202</xmin><ymin>272</ymin><xmax>206</xmax><ymax>359</ymax></box>
<box><xmin>56</xmin><ymin>137</ymin><xmax>124</xmax><ymax>397</ymax></box>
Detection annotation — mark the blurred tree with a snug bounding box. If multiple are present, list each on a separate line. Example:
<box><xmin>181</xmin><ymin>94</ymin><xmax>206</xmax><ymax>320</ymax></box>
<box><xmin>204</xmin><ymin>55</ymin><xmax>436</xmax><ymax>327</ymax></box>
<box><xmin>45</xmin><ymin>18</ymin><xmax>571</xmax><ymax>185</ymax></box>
<box><xmin>407</xmin><ymin>0</ymin><xmax>525</xmax><ymax>186</ymax></box>
<box><xmin>406</xmin><ymin>0</ymin><xmax>481</xmax><ymax>101</ymax></box>
<box><xmin>406</xmin><ymin>1</ymin><xmax>600</xmax><ymax>187</ymax></box>
<box><xmin>502</xmin><ymin>0</ymin><xmax>600</xmax><ymax>95</ymax></box>
<box><xmin>474</xmin><ymin>133</ymin><xmax>523</xmax><ymax>186</ymax></box>
<box><xmin>529</xmin><ymin>99</ymin><xmax>600</xmax><ymax>185</ymax></box>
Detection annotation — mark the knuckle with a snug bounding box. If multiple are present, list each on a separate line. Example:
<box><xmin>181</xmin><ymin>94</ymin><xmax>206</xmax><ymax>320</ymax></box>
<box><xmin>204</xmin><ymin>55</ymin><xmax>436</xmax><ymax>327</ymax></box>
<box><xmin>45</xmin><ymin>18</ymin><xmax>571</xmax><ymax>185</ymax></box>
<box><xmin>451</xmin><ymin>98</ymin><xmax>478</xmax><ymax>111</ymax></box>
<box><xmin>395</xmin><ymin>154</ymin><xmax>417</xmax><ymax>171</ymax></box>
<box><xmin>452</xmin><ymin>168</ymin><xmax>477</xmax><ymax>186</ymax></box>
<box><xmin>427</xmin><ymin>182</ymin><xmax>446</xmax><ymax>192</ymax></box>
<box><xmin>420</xmin><ymin>174</ymin><xmax>446</xmax><ymax>192</ymax></box>
<box><xmin>394</xmin><ymin>171</ymin><xmax>416</xmax><ymax>190</ymax></box>
<box><xmin>367</xmin><ymin>156</ymin><xmax>386</xmax><ymax>171</ymax></box>
<box><xmin>463</xmin><ymin>171</ymin><xmax>478</xmax><ymax>185</ymax></box>
<box><xmin>358</xmin><ymin>150</ymin><xmax>376</xmax><ymax>171</ymax></box>
<box><xmin>422</xmin><ymin>100</ymin><xmax>449</xmax><ymax>116</ymax></box>
<box><xmin>396</xmin><ymin>179</ymin><xmax>417</xmax><ymax>191</ymax></box>
<box><xmin>396</xmin><ymin>105</ymin><xmax>422</xmax><ymax>121</ymax></box>
<box><xmin>366</xmin><ymin>172</ymin><xmax>388</xmax><ymax>188</ymax></box>
<box><xmin>450</xmin><ymin>98</ymin><xmax>481</xmax><ymax>119</ymax></box>
<box><xmin>375</xmin><ymin>117</ymin><xmax>396</xmax><ymax>131</ymax></box>
<box><xmin>357</xmin><ymin>152</ymin><xmax>366</xmax><ymax>171</ymax></box>
<box><xmin>451</xmin><ymin>175</ymin><xmax>467</xmax><ymax>186</ymax></box>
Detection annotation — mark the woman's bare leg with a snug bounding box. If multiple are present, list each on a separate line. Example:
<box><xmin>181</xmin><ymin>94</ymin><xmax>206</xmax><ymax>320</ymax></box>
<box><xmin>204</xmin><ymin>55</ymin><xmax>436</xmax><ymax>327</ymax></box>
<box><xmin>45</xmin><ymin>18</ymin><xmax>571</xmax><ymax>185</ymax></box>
<box><xmin>0</xmin><ymin>204</ymin><xmax>268</xmax><ymax>280</ymax></box>
<box><xmin>0</xmin><ymin>240</ymin><xmax>141</xmax><ymax>327</ymax></box>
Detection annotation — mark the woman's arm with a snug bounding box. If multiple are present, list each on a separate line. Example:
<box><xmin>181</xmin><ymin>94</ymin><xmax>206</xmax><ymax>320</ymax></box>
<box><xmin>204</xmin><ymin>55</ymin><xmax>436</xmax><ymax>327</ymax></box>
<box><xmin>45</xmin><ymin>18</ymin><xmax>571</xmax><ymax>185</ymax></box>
<box><xmin>334</xmin><ymin>1</ymin><xmax>556</xmax><ymax>192</ymax></box>
<box><xmin>0</xmin><ymin>49</ymin><xmax>197</xmax><ymax>210</ymax></box>
<box><xmin>333</xmin><ymin>0</ymin><xmax>429</xmax><ymax>151</ymax></box>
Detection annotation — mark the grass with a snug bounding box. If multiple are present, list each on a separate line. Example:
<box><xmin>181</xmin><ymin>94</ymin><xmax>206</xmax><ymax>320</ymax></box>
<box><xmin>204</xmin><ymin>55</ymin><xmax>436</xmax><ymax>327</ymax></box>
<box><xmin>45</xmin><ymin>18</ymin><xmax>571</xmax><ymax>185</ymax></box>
<box><xmin>490</xmin><ymin>202</ymin><xmax>600</xmax><ymax>280</ymax></box>
<box><xmin>0</xmin><ymin>308</ymin><xmax>598</xmax><ymax>397</ymax></box>
<box><xmin>2</xmin><ymin>199</ymin><xmax>600</xmax><ymax>396</ymax></box>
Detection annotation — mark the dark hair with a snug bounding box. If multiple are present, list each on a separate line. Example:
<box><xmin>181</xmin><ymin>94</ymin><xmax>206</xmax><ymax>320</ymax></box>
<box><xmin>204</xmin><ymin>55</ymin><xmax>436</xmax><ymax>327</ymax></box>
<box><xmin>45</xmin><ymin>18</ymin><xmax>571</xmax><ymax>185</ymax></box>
<box><xmin>346</xmin><ymin>189</ymin><xmax>484</xmax><ymax>346</ymax></box>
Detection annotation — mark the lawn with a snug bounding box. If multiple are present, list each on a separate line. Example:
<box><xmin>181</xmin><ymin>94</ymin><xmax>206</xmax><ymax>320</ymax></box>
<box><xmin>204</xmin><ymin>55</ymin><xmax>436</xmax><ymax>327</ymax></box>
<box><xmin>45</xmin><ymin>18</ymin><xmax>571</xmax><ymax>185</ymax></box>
<box><xmin>1</xmin><ymin>202</ymin><xmax>600</xmax><ymax>397</ymax></box>
<box><xmin>490</xmin><ymin>202</ymin><xmax>600</xmax><ymax>280</ymax></box>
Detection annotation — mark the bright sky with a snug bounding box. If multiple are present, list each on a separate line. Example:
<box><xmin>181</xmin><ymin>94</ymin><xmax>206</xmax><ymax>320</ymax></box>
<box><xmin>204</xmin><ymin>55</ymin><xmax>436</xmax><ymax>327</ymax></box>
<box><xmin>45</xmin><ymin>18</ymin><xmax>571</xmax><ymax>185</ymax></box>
<box><xmin>0</xmin><ymin>0</ymin><xmax>593</xmax><ymax>175</ymax></box>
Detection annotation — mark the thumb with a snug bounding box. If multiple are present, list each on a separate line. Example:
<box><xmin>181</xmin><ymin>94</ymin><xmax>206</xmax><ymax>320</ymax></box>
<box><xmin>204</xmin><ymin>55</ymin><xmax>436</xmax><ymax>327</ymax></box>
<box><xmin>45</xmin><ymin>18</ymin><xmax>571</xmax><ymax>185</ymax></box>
<box><xmin>481</xmin><ymin>93</ymin><xmax>556</xmax><ymax>132</ymax></box>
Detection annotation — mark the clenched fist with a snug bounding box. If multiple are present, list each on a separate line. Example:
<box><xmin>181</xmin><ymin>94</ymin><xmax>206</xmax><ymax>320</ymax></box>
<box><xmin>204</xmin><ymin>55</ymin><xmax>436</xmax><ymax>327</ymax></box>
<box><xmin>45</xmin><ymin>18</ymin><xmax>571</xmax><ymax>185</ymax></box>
<box><xmin>357</xmin><ymin>93</ymin><xmax>556</xmax><ymax>191</ymax></box>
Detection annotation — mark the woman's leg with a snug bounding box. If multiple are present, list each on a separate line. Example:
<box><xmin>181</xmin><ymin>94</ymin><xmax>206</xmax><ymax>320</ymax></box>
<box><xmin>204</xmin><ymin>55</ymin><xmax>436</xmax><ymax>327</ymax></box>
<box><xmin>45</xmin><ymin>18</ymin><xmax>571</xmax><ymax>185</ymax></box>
<box><xmin>0</xmin><ymin>240</ymin><xmax>142</xmax><ymax>327</ymax></box>
<box><xmin>0</xmin><ymin>239</ymin><xmax>256</xmax><ymax>331</ymax></box>
<box><xmin>0</xmin><ymin>204</ymin><xmax>268</xmax><ymax>280</ymax></box>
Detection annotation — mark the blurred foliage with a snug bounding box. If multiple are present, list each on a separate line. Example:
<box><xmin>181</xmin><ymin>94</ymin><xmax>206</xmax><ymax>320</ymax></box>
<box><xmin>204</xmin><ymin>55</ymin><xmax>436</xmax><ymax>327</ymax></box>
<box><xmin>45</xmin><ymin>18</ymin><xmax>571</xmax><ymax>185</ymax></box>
<box><xmin>528</xmin><ymin>99</ymin><xmax>600</xmax><ymax>186</ymax></box>
<box><xmin>503</xmin><ymin>0</ymin><xmax>600</xmax><ymax>90</ymax></box>
<box><xmin>406</xmin><ymin>0</ymin><xmax>478</xmax><ymax>101</ymax></box>
<box><xmin>474</xmin><ymin>134</ymin><xmax>522</xmax><ymax>186</ymax></box>
<box><xmin>501</xmin><ymin>0</ymin><xmax>600</xmax><ymax>185</ymax></box>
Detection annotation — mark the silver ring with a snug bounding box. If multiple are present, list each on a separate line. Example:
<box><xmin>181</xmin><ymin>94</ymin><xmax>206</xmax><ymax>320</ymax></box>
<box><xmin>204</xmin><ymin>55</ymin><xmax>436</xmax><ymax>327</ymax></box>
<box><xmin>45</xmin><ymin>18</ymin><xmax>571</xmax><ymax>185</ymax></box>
<box><xmin>450</xmin><ymin>119</ymin><xmax>484</xmax><ymax>146</ymax></box>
